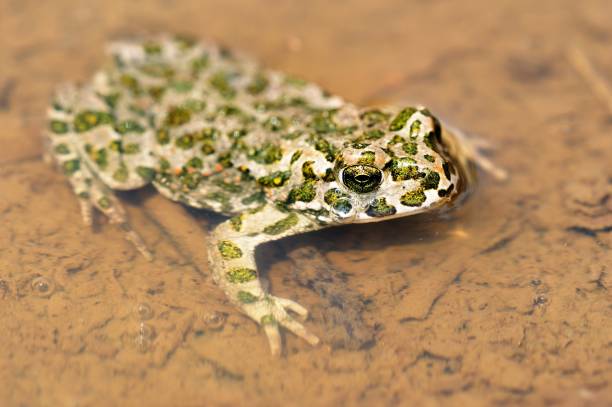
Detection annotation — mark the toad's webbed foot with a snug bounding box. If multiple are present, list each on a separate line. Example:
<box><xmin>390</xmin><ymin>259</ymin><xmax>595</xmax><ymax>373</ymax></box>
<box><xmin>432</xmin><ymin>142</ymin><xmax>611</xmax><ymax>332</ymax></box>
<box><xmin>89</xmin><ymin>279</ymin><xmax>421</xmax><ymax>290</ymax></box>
<box><xmin>208</xmin><ymin>204</ymin><xmax>323</xmax><ymax>355</ymax></box>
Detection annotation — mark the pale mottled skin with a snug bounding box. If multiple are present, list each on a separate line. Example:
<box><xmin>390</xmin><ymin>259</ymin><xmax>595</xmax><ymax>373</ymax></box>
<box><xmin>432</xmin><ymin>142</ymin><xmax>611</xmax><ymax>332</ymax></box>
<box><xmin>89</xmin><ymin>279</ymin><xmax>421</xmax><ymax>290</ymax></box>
<box><xmin>46</xmin><ymin>35</ymin><xmax>505</xmax><ymax>355</ymax></box>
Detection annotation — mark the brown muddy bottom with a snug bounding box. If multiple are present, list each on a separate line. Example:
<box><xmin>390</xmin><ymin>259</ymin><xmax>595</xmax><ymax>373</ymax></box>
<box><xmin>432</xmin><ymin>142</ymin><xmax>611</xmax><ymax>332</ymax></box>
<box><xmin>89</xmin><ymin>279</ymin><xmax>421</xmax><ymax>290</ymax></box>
<box><xmin>0</xmin><ymin>1</ymin><xmax>610</xmax><ymax>406</ymax></box>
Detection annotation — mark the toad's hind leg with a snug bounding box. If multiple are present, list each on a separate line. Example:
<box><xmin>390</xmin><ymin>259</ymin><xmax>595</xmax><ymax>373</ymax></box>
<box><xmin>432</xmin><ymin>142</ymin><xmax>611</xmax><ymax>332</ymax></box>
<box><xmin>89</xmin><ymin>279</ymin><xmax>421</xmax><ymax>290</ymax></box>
<box><xmin>46</xmin><ymin>85</ymin><xmax>153</xmax><ymax>260</ymax></box>
<box><xmin>208</xmin><ymin>204</ymin><xmax>324</xmax><ymax>355</ymax></box>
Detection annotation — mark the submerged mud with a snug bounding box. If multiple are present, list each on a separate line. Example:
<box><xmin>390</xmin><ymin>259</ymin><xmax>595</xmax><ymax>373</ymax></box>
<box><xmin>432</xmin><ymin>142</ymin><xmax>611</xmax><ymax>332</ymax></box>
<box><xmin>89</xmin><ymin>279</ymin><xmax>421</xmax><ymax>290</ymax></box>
<box><xmin>0</xmin><ymin>0</ymin><xmax>611</xmax><ymax>406</ymax></box>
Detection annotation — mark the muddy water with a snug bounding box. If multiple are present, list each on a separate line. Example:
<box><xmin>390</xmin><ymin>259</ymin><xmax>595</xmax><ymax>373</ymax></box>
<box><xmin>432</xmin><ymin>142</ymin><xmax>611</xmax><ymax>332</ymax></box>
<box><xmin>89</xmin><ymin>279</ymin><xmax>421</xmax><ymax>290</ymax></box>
<box><xmin>1</xmin><ymin>1</ymin><xmax>611</xmax><ymax>406</ymax></box>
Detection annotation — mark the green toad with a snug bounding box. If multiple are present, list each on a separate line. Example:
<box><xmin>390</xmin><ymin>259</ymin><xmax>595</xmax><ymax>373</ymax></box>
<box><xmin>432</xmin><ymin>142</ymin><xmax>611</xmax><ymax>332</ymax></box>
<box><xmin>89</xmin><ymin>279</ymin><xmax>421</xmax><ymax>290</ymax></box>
<box><xmin>45</xmin><ymin>35</ymin><xmax>506</xmax><ymax>355</ymax></box>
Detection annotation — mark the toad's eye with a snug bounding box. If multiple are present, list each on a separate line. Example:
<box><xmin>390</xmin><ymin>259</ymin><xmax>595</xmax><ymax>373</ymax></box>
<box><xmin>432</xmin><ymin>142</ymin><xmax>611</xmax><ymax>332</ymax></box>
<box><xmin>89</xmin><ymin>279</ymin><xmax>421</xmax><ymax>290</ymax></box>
<box><xmin>341</xmin><ymin>165</ymin><xmax>383</xmax><ymax>193</ymax></box>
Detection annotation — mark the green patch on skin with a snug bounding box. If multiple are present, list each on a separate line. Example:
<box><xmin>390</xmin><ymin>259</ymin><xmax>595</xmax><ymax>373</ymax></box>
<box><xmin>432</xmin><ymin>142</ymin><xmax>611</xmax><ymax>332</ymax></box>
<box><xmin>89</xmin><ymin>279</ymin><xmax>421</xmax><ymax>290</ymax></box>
<box><xmin>360</xmin><ymin>109</ymin><xmax>390</xmax><ymax>127</ymax></box>
<box><xmin>421</xmin><ymin>171</ymin><xmax>441</xmax><ymax>190</ymax></box>
<box><xmin>389</xmin><ymin>107</ymin><xmax>417</xmax><ymax>131</ymax></box>
<box><xmin>174</xmin><ymin>34</ymin><xmax>196</xmax><ymax>49</ymax></box>
<box><xmin>124</xmin><ymin>143</ymin><xmax>140</xmax><ymax>154</ymax></box>
<box><xmin>358</xmin><ymin>151</ymin><xmax>376</xmax><ymax>165</ymax></box>
<box><xmin>249</xmin><ymin>143</ymin><xmax>283</xmax><ymax>164</ymax></box>
<box><xmin>181</xmin><ymin>172</ymin><xmax>203</xmax><ymax>190</ymax></box>
<box><xmin>100</xmin><ymin>93</ymin><xmax>120</xmax><ymax>109</ymax></box>
<box><xmin>387</xmin><ymin>135</ymin><xmax>405</xmax><ymax>146</ymax></box>
<box><xmin>164</xmin><ymin>106</ymin><xmax>191</xmax><ymax>127</ymax></box>
<box><xmin>217</xmin><ymin>152</ymin><xmax>233</xmax><ymax>168</ymax></box>
<box><xmin>302</xmin><ymin>161</ymin><xmax>317</xmax><ymax>179</ymax></box>
<box><xmin>400</xmin><ymin>188</ymin><xmax>426</xmax><ymax>207</ymax></box>
<box><xmin>324</xmin><ymin>188</ymin><xmax>346</xmax><ymax>205</ymax></box>
<box><xmin>402</xmin><ymin>142</ymin><xmax>418</xmax><ymax>155</ymax></box>
<box><xmin>339</xmin><ymin>125</ymin><xmax>358</xmax><ymax>135</ymax></box>
<box><xmin>287</xmin><ymin>180</ymin><xmax>317</xmax><ymax>203</ymax></box>
<box><xmin>136</xmin><ymin>166</ymin><xmax>156</xmax><ymax>181</ymax></box>
<box><xmin>409</xmin><ymin>120</ymin><xmax>421</xmax><ymax>139</ymax></box>
<box><xmin>113</xmin><ymin>165</ymin><xmax>129</xmax><ymax>182</ymax></box>
<box><xmin>285</xmin><ymin>76</ymin><xmax>307</xmax><ymax>87</ymax></box>
<box><xmin>333</xmin><ymin>199</ymin><xmax>352</xmax><ymax>214</ymax></box>
<box><xmin>366</xmin><ymin>197</ymin><xmax>397</xmax><ymax>217</ymax></box>
<box><xmin>217</xmin><ymin>104</ymin><xmax>243</xmax><ymax>117</ymax></box>
<box><xmin>204</xmin><ymin>191</ymin><xmax>229</xmax><ymax>206</ymax></box>
<box><xmin>143</xmin><ymin>41</ymin><xmax>162</xmax><ymax>55</ymax></box>
<box><xmin>209</xmin><ymin>71</ymin><xmax>236</xmax><ymax>99</ymax></box>
<box><xmin>241</xmin><ymin>191</ymin><xmax>266</xmax><ymax>206</ymax></box>
<box><xmin>260</xmin><ymin>314</ymin><xmax>276</xmax><ymax>325</ymax></box>
<box><xmin>140</xmin><ymin>63</ymin><xmax>175</xmax><ymax>79</ymax></box>
<box><xmin>257</xmin><ymin>170</ymin><xmax>291</xmax><ymax>187</ymax></box>
<box><xmin>53</xmin><ymin>144</ymin><xmax>70</xmax><ymax>155</ymax></box>
<box><xmin>263</xmin><ymin>213</ymin><xmax>299</xmax><ymax>235</ymax></box>
<box><xmin>263</xmin><ymin>115</ymin><xmax>287</xmax><ymax>132</ymax></box>
<box><xmin>282</xmin><ymin>130</ymin><xmax>304</xmax><ymax>140</ymax></box>
<box><xmin>226</xmin><ymin>267</ymin><xmax>257</xmax><ymax>284</ymax></box>
<box><xmin>364</xmin><ymin>129</ymin><xmax>385</xmax><ymax>140</ymax></box>
<box><xmin>50</xmin><ymin>120</ymin><xmax>69</xmax><ymax>134</ymax></box>
<box><xmin>74</xmin><ymin>110</ymin><xmax>114</xmax><ymax>133</ymax></box>
<box><xmin>170</xmin><ymin>81</ymin><xmax>193</xmax><ymax>93</ymax></box>
<box><xmin>195</xmin><ymin>128</ymin><xmax>218</xmax><ymax>141</ymax></box>
<box><xmin>228</xmin><ymin>128</ymin><xmax>248</xmax><ymax>140</ymax></box>
<box><xmin>200</xmin><ymin>142</ymin><xmax>215</xmax><ymax>155</ymax></box>
<box><xmin>186</xmin><ymin>157</ymin><xmax>203</xmax><ymax>169</ymax></box>
<box><xmin>175</xmin><ymin>134</ymin><xmax>194</xmax><ymax>149</ymax></box>
<box><xmin>88</xmin><ymin>147</ymin><xmax>108</xmax><ymax>169</ymax></box>
<box><xmin>213</xmin><ymin>180</ymin><xmax>243</xmax><ymax>193</ymax></box>
<box><xmin>386</xmin><ymin>158</ymin><xmax>422</xmax><ymax>181</ymax></box>
<box><xmin>246</xmin><ymin>73</ymin><xmax>269</xmax><ymax>95</ymax></box>
<box><xmin>159</xmin><ymin>158</ymin><xmax>171</xmax><ymax>173</ymax></box>
<box><xmin>290</xmin><ymin>150</ymin><xmax>302</xmax><ymax>164</ymax></box>
<box><xmin>229</xmin><ymin>214</ymin><xmax>243</xmax><ymax>231</ymax></box>
<box><xmin>217</xmin><ymin>240</ymin><xmax>243</xmax><ymax>259</ymax></box>
<box><xmin>98</xmin><ymin>196</ymin><xmax>111</xmax><ymax>209</ymax></box>
<box><xmin>183</xmin><ymin>99</ymin><xmax>206</xmax><ymax>112</ymax></box>
<box><xmin>128</xmin><ymin>105</ymin><xmax>146</xmax><ymax>117</ymax></box>
<box><xmin>119</xmin><ymin>74</ymin><xmax>142</xmax><ymax>95</ymax></box>
<box><xmin>237</xmin><ymin>291</ymin><xmax>258</xmax><ymax>304</ymax></box>
<box><xmin>322</xmin><ymin>168</ymin><xmax>335</xmax><ymax>182</ymax></box>
<box><xmin>424</xmin><ymin>154</ymin><xmax>435</xmax><ymax>163</ymax></box>
<box><xmin>156</xmin><ymin>128</ymin><xmax>171</xmax><ymax>144</ymax></box>
<box><xmin>147</xmin><ymin>86</ymin><xmax>166</xmax><ymax>101</ymax></box>
<box><xmin>311</xmin><ymin>135</ymin><xmax>337</xmax><ymax>162</ymax></box>
<box><xmin>309</xmin><ymin>111</ymin><xmax>336</xmax><ymax>134</ymax></box>
<box><xmin>191</xmin><ymin>54</ymin><xmax>209</xmax><ymax>76</ymax></box>
<box><xmin>62</xmin><ymin>159</ymin><xmax>80</xmax><ymax>175</ymax></box>
<box><xmin>109</xmin><ymin>140</ymin><xmax>122</xmax><ymax>152</ymax></box>
<box><xmin>351</xmin><ymin>142</ymin><xmax>369</xmax><ymax>149</ymax></box>
<box><xmin>324</xmin><ymin>188</ymin><xmax>352</xmax><ymax>213</ymax></box>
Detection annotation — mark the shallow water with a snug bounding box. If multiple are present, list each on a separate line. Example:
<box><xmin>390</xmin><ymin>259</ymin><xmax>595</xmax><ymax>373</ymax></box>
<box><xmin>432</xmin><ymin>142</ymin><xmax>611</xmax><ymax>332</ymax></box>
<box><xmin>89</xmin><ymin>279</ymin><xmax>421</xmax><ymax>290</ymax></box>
<box><xmin>1</xmin><ymin>1</ymin><xmax>611</xmax><ymax>406</ymax></box>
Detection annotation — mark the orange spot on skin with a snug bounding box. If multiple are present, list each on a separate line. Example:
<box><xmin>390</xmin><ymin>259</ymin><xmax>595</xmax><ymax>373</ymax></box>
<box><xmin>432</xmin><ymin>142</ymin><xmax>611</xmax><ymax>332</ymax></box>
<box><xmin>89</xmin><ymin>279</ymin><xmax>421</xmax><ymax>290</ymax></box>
<box><xmin>174</xmin><ymin>167</ymin><xmax>182</xmax><ymax>175</ymax></box>
<box><xmin>214</xmin><ymin>164</ymin><xmax>223</xmax><ymax>172</ymax></box>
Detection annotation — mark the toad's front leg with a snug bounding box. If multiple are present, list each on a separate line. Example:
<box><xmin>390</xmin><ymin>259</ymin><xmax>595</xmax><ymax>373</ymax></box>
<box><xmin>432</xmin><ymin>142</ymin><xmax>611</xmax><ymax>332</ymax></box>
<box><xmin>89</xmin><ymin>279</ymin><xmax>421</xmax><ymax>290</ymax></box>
<box><xmin>208</xmin><ymin>204</ymin><xmax>323</xmax><ymax>356</ymax></box>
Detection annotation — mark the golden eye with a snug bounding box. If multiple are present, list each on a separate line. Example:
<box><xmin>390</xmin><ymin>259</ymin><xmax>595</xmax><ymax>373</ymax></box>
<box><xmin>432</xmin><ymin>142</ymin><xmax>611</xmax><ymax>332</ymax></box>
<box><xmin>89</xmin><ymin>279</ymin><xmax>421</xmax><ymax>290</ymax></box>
<box><xmin>341</xmin><ymin>165</ymin><xmax>383</xmax><ymax>193</ymax></box>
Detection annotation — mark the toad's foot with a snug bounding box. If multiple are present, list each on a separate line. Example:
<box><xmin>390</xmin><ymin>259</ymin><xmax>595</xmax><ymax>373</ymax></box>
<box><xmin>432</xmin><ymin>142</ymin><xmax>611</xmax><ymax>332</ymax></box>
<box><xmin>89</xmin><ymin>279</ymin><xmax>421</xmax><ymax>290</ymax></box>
<box><xmin>243</xmin><ymin>294</ymin><xmax>319</xmax><ymax>356</ymax></box>
<box><xmin>209</xmin><ymin>203</ymin><xmax>324</xmax><ymax>355</ymax></box>
<box><xmin>442</xmin><ymin>123</ymin><xmax>509</xmax><ymax>181</ymax></box>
